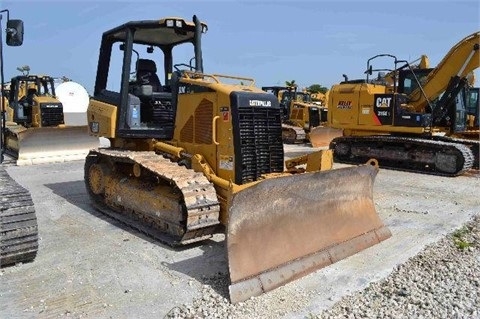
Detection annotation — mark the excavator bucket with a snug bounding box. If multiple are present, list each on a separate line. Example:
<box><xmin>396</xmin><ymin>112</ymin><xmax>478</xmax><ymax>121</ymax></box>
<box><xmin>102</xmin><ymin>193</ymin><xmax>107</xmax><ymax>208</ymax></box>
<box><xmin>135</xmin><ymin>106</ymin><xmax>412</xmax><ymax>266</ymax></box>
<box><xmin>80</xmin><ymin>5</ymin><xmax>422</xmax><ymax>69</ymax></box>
<box><xmin>227</xmin><ymin>163</ymin><xmax>391</xmax><ymax>303</ymax></box>
<box><xmin>10</xmin><ymin>125</ymin><xmax>99</xmax><ymax>166</ymax></box>
<box><xmin>308</xmin><ymin>126</ymin><xmax>343</xmax><ymax>148</ymax></box>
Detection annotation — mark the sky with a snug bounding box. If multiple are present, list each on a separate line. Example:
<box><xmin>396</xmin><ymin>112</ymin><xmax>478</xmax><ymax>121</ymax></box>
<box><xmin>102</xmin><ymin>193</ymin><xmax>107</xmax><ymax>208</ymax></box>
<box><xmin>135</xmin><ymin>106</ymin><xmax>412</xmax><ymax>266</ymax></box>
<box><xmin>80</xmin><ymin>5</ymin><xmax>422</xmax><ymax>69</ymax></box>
<box><xmin>0</xmin><ymin>0</ymin><xmax>478</xmax><ymax>94</ymax></box>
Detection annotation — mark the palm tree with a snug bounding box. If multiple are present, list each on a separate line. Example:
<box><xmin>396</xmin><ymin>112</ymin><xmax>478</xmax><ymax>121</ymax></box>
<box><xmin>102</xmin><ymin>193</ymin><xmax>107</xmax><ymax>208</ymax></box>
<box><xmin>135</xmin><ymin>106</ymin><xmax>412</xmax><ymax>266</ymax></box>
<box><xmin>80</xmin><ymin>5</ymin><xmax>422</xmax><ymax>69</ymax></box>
<box><xmin>285</xmin><ymin>79</ymin><xmax>297</xmax><ymax>88</ymax></box>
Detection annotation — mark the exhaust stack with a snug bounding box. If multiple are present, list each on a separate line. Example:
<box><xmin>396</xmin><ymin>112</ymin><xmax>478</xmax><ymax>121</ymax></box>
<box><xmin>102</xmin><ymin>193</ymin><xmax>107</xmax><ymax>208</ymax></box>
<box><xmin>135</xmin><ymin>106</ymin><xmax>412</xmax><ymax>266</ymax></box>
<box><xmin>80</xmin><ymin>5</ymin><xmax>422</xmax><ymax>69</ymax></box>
<box><xmin>192</xmin><ymin>15</ymin><xmax>204</xmax><ymax>73</ymax></box>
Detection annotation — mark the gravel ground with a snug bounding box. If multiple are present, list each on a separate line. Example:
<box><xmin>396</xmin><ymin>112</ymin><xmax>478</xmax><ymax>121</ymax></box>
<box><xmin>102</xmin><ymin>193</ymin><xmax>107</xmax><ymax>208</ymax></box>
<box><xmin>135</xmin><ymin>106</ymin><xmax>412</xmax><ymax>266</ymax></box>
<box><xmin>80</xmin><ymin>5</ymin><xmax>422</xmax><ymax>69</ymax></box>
<box><xmin>165</xmin><ymin>215</ymin><xmax>480</xmax><ymax>319</ymax></box>
<box><xmin>318</xmin><ymin>214</ymin><xmax>480</xmax><ymax>319</ymax></box>
<box><xmin>1</xmin><ymin>146</ymin><xmax>479</xmax><ymax>319</ymax></box>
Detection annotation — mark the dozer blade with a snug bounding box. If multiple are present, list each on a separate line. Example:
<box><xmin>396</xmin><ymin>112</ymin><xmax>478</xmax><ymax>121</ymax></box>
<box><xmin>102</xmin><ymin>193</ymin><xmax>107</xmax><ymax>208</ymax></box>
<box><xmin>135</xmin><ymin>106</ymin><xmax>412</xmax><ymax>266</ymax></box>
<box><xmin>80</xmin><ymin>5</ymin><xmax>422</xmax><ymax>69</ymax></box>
<box><xmin>308</xmin><ymin>126</ymin><xmax>343</xmax><ymax>148</ymax></box>
<box><xmin>14</xmin><ymin>126</ymin><xmax>99</xmax><ymax>166</ymax></box>
<box><xmin>227</xmin><ymin>164</ymin><xmax>391</xmax><ymax>303</ymax></box>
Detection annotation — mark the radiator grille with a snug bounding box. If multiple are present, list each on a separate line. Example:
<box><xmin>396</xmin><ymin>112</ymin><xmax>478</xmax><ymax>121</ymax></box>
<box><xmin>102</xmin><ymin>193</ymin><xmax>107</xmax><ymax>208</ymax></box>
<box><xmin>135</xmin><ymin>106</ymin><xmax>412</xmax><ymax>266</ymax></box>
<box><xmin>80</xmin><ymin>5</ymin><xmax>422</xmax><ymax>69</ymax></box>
<box><xmin>236</xmin><ymin>106</ymin><xmax>284</xmax><ymax>184</ymax></box>
<box><xmin>40</xmin><ymin>104</ymin><xmax>64</xmax><ymax>126</ymax></box>
<box><xmin>194</xmin><ymin>99</ymin><xmax>213</xmax><ymax>144</ymax></box>
<box><xmin>309</xmin><ymin>107</ymin><xmax>320</xmax><ymax>128</ymax></box>
<box><xmin>180</xmin><ymin>116</ymin><xmax>194</xmax><ymax>143</ymax></box>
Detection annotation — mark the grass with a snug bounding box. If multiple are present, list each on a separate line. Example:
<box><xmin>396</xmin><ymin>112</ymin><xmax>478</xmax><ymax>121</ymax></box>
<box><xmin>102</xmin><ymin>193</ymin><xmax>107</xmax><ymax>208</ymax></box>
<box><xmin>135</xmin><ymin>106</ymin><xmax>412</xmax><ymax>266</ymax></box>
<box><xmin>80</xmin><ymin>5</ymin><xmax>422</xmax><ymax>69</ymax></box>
<box><xmin>452</xmin><ymin>226</ymin><xmax>473</xmax><ymax>250</ymax></box>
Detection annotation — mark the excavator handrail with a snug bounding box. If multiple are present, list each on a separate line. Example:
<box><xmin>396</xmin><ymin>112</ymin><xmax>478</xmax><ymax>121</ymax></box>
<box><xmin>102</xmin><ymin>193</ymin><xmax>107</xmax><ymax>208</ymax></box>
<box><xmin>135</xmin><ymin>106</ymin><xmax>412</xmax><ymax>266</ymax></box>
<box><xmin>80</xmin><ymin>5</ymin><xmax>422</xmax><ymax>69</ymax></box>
<box><xmin>408</xmin><ymin>31</ymin><xmax>480</xmax><ymax>112</ymax></box>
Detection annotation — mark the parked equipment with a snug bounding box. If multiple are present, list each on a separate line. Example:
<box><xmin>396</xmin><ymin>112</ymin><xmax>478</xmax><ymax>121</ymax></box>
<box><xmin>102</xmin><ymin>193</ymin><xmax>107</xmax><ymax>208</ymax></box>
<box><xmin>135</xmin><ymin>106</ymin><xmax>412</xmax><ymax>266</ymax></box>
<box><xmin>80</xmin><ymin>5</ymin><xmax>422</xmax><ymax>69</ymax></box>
<box><xmin>85</xmin><ymin>15</ymin><xmax>391</xmax><ymax>303</ymax></box>
<box><xmin>0</xmin><ymin>10</ymin><xmax>38</xmax><ymax>267</ymax></box>
<box><xmin>261</xmin><ymin>86</ymin><xmax>332</xmax><ymax>145</ymax></box>
<box><xmin>325</xmin><ymin>31</ymin><xmax>479</xmax><ymax>176</ymax></box>
<box><xmin>1</xmin><ymin>73</ymin><xmax>99</xmax><ymax>165</ymax></box>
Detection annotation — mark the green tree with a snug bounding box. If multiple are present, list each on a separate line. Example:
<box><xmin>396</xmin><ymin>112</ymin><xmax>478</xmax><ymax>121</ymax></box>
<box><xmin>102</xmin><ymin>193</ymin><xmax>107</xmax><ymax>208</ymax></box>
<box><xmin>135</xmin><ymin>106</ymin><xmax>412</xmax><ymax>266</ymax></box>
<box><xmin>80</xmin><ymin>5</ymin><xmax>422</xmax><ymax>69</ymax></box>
<box><xmin>307</xmin><ymin>84</ymin><xmax>328</xmax><ymax>94</ymax></box>
<box><xmin>285</xmin><ymin>80</ymin><xmax>297</xmax><ymax>88</ymax></box>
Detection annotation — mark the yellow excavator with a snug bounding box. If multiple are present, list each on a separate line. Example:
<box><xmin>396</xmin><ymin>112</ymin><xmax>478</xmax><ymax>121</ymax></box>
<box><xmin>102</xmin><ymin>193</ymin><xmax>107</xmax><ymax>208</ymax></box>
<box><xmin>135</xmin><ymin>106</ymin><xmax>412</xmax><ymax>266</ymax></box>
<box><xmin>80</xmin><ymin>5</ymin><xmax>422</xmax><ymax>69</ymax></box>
<box><xmin>322</xmin><ymin>31</ymin><xmax>479</xmax><ymax>176</ymax></box>
<box><xmin>261</xmin><ymin>86</ymin><xmax>331</xmax><ymax>145</ymax></box>
<box><xmin>308</xmin><ymin>56</ymin><xmax>432</xmax><ymax>149</ymax></box>
<box><xmin>84</xmin><ymin>16</ymin><xmax>391</xmax><ymax>303</ymax></box>
<box><xmin>2</xmin><ymin>73</ymin><xmax>99</xmax><ymax>165</ymax></box>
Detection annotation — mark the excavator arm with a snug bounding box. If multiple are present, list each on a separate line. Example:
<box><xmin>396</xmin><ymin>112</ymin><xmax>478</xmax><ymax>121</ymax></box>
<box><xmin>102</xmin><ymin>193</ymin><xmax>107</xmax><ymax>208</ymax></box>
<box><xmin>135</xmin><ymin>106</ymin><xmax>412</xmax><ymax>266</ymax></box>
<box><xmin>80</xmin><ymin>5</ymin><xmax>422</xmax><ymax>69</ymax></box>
<box><xmin>409</xmin><ymin>31</ymin><xmax>479</xmax><ymax>112</ymax></box>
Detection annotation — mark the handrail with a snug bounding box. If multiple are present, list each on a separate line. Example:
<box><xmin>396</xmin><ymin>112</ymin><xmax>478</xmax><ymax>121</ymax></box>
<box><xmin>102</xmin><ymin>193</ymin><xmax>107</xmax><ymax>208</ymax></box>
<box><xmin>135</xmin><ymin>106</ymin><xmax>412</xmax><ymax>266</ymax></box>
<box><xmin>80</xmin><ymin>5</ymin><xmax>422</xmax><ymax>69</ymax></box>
<box><xmin>180</xmin><ymin>71</ymin><xmax>256</xmax><ymax>86</ymax></box>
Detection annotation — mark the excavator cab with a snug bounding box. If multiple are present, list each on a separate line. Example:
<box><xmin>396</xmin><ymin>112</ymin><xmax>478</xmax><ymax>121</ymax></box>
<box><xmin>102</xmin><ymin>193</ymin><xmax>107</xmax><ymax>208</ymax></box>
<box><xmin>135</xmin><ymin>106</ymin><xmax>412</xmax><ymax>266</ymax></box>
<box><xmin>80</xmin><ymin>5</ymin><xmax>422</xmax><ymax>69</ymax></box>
<box><xmin>466</xmin><ymin>87</ymin><xmax>479</xmax><ymax>128</ymax></box>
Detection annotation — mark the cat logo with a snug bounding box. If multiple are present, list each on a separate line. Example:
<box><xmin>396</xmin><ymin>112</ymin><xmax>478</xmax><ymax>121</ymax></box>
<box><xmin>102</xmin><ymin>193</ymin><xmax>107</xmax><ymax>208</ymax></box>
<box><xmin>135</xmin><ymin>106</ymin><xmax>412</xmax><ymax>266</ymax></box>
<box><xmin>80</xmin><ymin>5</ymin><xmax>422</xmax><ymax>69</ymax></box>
<box><xmin>376</xmin><ymin>97</ymin><xmax>392</xmax><ymax>108</ymax></box>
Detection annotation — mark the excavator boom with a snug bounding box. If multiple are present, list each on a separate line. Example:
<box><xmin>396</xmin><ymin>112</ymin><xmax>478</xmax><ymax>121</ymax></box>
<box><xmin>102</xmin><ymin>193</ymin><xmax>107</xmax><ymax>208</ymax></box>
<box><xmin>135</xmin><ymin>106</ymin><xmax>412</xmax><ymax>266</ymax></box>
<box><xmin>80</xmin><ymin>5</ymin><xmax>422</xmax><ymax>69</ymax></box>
<box><xmin>409</xmin><ymin>31</ymin><xmax>479</xmax><ymax>112</ymax></box>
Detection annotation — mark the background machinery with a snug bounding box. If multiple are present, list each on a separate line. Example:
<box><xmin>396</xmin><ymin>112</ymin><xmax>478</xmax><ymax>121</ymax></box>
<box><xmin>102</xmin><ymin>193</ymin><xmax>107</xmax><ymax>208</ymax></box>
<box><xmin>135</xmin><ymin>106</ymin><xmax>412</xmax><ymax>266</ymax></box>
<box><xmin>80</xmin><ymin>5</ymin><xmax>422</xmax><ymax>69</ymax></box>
<box><xmin>0</xmin><ymin>10</ymin><xmax>38</xmax><ymax>268</ymax></box>
<box><xmin>261</xmin><ymin>85</ymin><xmax>331</xmax><ymax>145</ymax></box>
<box><xmin>2</xmin><ymin>73</ymin><xmax>99</xmax><ymax>165</ymax></box>
<box><xmin>84</xmin><ymin>15</ymin><xmax>391</xmax><ymax>303</ymax></box>
<box><xmin>325</xmin><ymin>31</ymin><xmax>479</xmax><ymax>176</ymax></box>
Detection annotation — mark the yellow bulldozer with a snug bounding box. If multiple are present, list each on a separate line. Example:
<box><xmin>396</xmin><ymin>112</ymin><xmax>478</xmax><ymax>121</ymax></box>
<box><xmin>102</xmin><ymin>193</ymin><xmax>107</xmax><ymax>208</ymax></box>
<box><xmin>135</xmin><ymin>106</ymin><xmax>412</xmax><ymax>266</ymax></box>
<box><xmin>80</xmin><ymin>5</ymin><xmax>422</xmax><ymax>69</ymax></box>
<box><xmin>322</xmin><ymin>31</ymin><xmax>479</xmax><ymax>176</ymax></box>
<box><xmin>311</xmin><ymin>90</ymin><xmax>329</xmax><ymax>106</ymax></box>
<box><xmin>1</xmin><ymin>73</ymin><xmax>99</xmax><ymax>165</ymax></box>
<box><xmin>84</xmin><ymin>15</ymin><xmax>391</xmax><ymax>303</ymax></box>
<box><xmin>261</xmin><ymin>85</ymin><xmax>333</xmax><ymax>145</ymax></box>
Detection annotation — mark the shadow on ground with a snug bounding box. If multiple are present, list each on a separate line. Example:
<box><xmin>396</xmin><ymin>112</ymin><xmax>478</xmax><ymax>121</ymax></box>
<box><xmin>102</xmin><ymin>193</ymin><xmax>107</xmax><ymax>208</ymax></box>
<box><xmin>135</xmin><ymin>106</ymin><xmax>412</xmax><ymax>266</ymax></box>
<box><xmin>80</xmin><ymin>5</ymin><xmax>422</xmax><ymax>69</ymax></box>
<box><xmin>44</xmin><ymin>180</ymin><xmax>231</xmax><ymax>299</ymax></box>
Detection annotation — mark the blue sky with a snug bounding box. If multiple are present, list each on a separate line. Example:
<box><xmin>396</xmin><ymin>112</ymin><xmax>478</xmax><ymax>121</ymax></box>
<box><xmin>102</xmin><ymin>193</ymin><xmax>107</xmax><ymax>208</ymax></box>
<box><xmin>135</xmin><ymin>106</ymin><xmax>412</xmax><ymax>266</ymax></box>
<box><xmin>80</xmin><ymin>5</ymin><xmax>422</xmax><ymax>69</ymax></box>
<box><xmin>1</xmin><ymin>0</ymin><xmax>478</xmax><ymax>94</ymax></box>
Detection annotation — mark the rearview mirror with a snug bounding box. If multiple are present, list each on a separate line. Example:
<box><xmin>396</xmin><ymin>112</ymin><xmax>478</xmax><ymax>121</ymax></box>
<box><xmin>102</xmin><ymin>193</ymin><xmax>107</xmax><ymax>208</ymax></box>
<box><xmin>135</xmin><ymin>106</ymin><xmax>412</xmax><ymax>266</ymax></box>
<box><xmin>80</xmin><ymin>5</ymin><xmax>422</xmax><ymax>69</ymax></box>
<box><xmin>365</xmin><ymin>65</ymin><xmax>373</xmax><ymax>75</ymax></box>
<box><xmin>6</xmin><ymin>19</ymin><xmax>24</xmax><ymax>46</ymax></box>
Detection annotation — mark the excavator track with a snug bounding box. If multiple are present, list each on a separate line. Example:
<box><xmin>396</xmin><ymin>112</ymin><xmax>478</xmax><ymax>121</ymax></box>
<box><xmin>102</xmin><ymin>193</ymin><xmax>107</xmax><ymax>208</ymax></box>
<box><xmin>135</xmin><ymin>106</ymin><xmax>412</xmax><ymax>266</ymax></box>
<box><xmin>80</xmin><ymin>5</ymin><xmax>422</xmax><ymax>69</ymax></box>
<box><xmin>330</xmin><ymin>135</ymin><xmax>474</xmax><ymax>177</ymax></box>
<box><xmin>0</xmin><ymin>167</ymin><xmax>38</xmax><ymax>267</ymax></box>
<box><xmin>432</xmin><ymin>136</ymin><xmax>479</xmax><ymax>169</ymax></box>
<box><xmin>281</xmin><ymin>124</ymin><xmax>306</xmax><ymax>143</ymax></box>
<box><xmin>85</xmin><ymin>149</ymin><xmax>221</xmax><ymax>247</ymax></box>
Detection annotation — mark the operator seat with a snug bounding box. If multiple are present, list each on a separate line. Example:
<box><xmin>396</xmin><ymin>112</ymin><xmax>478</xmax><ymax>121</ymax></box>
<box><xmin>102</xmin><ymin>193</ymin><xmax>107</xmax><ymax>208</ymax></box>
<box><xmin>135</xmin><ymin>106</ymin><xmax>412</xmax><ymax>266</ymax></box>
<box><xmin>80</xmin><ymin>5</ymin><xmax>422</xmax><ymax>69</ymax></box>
<box><xmin>136</xmin><ymin>59</ymin><xmax>162</xmax><ymax>92</ymax></box>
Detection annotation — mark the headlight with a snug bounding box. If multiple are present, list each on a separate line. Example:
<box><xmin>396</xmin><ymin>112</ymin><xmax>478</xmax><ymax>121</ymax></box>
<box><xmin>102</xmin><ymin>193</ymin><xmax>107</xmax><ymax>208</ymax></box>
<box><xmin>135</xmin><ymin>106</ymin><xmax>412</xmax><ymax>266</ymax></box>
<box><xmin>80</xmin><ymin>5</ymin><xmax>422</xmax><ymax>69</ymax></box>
<box><xmin>175</xmin><ymin>20</ymin><xmax>182</xmax><ymax>28</ymax></box>
<box><xmin>90</xmin><ymin>121</ymin><xmax>99</xmax><ymax>133</ymax></box>
<box><xmin>166</xmin><ymin>19</ymin><xmax>174</xmax><ymax>27</ymax></box>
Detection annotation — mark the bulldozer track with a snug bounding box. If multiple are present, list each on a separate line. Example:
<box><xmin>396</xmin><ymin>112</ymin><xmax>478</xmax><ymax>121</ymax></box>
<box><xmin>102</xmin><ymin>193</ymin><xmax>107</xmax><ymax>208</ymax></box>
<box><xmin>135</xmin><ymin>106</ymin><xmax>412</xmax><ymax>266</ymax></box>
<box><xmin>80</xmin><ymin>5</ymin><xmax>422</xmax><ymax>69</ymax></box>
<box><xmin>85</xmin><ymin>149</ymin><xmax>221</xmax><ymax>247</ymax></box>
<box><xmin>282</xmin><ymin>124</ymin><xmax>306</xmax><ymax>143</ymax></box>
<box><xmin>330</xmin><ymin>135</ymin><xmax>474</xmax><ymax>177</ymax></box>
<box><xmin>0</xmin><ymin>167</ymin><xmax>38</xmax><ymax>267</ymax></box>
